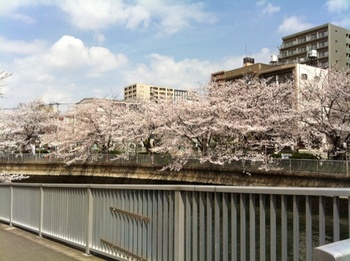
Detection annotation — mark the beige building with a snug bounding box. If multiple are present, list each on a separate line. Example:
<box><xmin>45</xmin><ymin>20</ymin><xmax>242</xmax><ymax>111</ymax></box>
<box><xmin>278</xmin><ymin>23</ymin><xmax>350</xmax><ymax>69</ymax></box>
<box><xmin>211</xmin><ymin>59</ymin><xmax>324</xmax><ymax>90</ymax></box>
<box><xmin>124</xmin><ymin>83</ymin><xmax>187</xmax><ymax>101</ymax></box>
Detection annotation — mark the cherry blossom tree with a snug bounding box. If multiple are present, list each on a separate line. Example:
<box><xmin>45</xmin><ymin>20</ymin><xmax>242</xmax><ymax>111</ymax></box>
<box><xmin>0</xmin><ymin>98</ymin><xmax>57</xmax><ymax>154</ymax></box>
<box><xmin>134</xmin><ymin>78</ymin><xmax>298</xmax><ymax>170</ymax></box>
<box><xmin>149</xmin><ymin>89</ymin><xmax>222</xmax><ymax>169</ymax></box>
<box><xmin>0</xmin><ymin>173</ymin><xmax>29</xmax><ymax>183</ymax></box>
<box><xmin>120</xmin><ymin>101</ymin><xmax>164</xmax><ymax>155</ymax></box>
<box><xmin>212</xmin><ymin>78</ymin><xmax>298</xmax><ymax>163</ymax></box>
<box><xmin>0</xmin><ymin>71</ymin><xmax>11</xmax><ymax>98</ymax></box>
<box><xmin>298</xmin><ymin>67</ymin><xmax>350</xmax><ymax>158</ymax></box>
<box><xmin>5</xmin><ymin>70</ymin><xmax>343</xmax><ymax>171</ymax></box>
<box><xmin>43</xmin><ymin>98</ymin><xmax>128</xmax><ymax>164</ymax></box>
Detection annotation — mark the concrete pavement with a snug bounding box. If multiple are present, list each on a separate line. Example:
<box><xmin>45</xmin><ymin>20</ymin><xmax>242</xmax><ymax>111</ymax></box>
<box><xmin>0</xmin><ymin>223</ymin><xmax>107</xmax><ymax>261</ymax></box>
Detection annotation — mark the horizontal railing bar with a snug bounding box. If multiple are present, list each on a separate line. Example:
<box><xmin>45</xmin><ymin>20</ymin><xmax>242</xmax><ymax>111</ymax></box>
<box><xmin>2</xmin><ymin>183</ymin><xmax>350</xmax><ymax>197</ymax></box>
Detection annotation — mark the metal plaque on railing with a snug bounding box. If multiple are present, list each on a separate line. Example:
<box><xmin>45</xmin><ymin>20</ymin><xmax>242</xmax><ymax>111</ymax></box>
<box><xmin>110</xmin><ymin>206</ymin><xmax>150</xmax><ymax>223</ymax></box>
<box><xmin>101</xmin><ymin>238</ymin><xmax>146</xmax><ymax>261</ymax></box>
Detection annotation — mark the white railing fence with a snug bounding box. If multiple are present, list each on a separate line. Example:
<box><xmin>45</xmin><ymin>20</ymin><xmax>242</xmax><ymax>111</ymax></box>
<box><xmin>0</xmin><ymin>184</ymin><xmax>349</xmax><ymax>261</ymax></box>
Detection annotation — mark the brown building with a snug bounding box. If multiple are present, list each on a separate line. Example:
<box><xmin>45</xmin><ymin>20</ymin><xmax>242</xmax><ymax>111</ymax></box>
<box><xmin>211</xmin><ymin>59</ymin><xmax>274</xmax><ymax>83</ymax></box>
<box><xmin>211</xmin><ymin>58</ymin><xmax>324</xmax><ymax>86</ymax></box>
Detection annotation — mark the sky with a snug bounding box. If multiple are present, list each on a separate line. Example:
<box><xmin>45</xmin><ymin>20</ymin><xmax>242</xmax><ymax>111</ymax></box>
<box><xmin>1</xmin><ymin>0</ymin><xmax>349</xmax><ymax>109</ymax></box>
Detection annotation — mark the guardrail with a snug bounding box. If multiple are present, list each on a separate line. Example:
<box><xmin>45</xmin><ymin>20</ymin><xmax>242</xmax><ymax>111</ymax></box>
<box><xmin>0</xmin><ymin>184</ymin><xmax>349</xmax><ymax>260</ymax></box>
<box><xmin>1</xmin><ymin>153</ymin><xmax>350</xmax><ymax>177</ymax></box>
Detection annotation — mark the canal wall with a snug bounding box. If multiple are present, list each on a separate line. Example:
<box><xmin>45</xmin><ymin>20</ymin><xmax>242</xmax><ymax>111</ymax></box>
<box><xmin>1</xmin><ymin>161</ymin><xmax>350</xmax><ymax>187</ymax></box>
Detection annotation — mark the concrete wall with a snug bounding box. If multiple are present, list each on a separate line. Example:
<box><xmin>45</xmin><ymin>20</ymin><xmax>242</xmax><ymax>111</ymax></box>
<box><xmin>2</xmin><ymin>162</ymin><xmax>350</xmax><ymax>187</ymax></box>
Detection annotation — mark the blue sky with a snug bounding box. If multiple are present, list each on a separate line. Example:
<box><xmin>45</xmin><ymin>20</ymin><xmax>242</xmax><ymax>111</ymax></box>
<box><xmin>1</xmin><ymin>0</ymin><xmax>349</xmax><ymax>108</ymax></box>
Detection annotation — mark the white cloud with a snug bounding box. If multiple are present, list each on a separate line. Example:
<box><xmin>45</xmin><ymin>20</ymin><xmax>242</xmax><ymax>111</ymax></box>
<box><xmin>94</xmin><ymin>33</ymin><xmax>105</xmax><ymax>45</ymax></box>
<box><xmin>262</xmin><ymin>3</ymin><xmax>280</xmax><ymax>15</ymax></box>
<box><xmin>123</xmin><ymin>53</ymin><xmax>213</xmax><ymax>89</ymax></box>
<box><xmin>0</xmin><ymin>0</ymin><xmax>29</xmax><ymax>15</ymax></box>
<box><xmin>88</xmin><ymin>47</ymin><xmax>128</xmax><ymax>76</ymax></box>
<box><xmin>12</xmin><ymin>13</ymin><xmax>36</xmax><ymax>24</ymax></box>
<box><xmin>0</xmin><ymin>37</ymin><xmax>46</xmax><ymax>55</ymax></box>
<box><xmin>325</xmin><ymin>0</ymin><xmax>350</xmax><ymax>13</ymax></box>
<box><xmin>122</xmin><ymin>48</ymin><xmax>274</xmax><ymax>91</ymax></box>
<box><xmin>277</xmin><ymin>16</ymin><xmax>313</xmax><ymax>34</ymax></box>
<box><xmin>1</xmin><ymin>0</ymin><xmax>216</xmax><ymax>35</ymax></box>
<box><xmin>1</xmin><ymin>33</ymin><xmax>273</xmax><ymax>108</ymax></box>
<box><xmin>256</xmin><ymin>0</ymin><xmax>266</xmax><ymax>6</ymax></box>
<box><xmin>326</xmin><ymin>0</ymin><xmax>350</xmax><ymax>28</ymax></box>
<box><xmin>257</xmin><ymin>1</ymin><xmax>280</xmax><ymax>15</ymax></box>
<box><xmin>57</xmin><ymin>0</ymin><xmax>150</xmax><ymax>31</ymax></box>
<box><xmin>331</xmin><ymin>16</ymin><xmax>350</xmax><ymax>28</ymax></box>
<box><xmin>44</xmin><ymin>35</ymin><xmax>128</xmax><ymax>74</ymax></box>
<box><xmin>1</xmin><ymin>35</ymin><xmax>129</xmax><ymax>107</ymax></box>
<box><xmin>142</xmin><ymin>1</ymin><xmax>217</xmax><ymax>35</ymax></box>
<box><xmin>0</xmin><ymin>0</ymin><xmax>51</xmax><ymax>15</ymax></box>
<box><xmin>56</xmin><ymin>0</ymin><xmax>215</xmax><ymax>34</ymax></box>
<box><xmin>45</xmin><ymin>35</ymin><xmax>89</xmax><ymax>68</ymax></box>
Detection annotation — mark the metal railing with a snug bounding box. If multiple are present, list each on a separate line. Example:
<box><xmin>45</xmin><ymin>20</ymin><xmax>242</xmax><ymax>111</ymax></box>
<box><xmin>1</xmin><ymin>153</ymin><xmax>350</xmax><ymax>177</ymax></box>
<box><xmin>0</xmin><ymin>183</ymin><xmax>349</xmax><ymax>261</ymax></box>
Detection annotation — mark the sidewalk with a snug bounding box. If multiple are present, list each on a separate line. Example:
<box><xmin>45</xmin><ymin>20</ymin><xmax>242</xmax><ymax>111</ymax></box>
<box><xmin>0</xmin><ymin>223</ymin><xmax>106</xmax><ymax>261</ymax></box>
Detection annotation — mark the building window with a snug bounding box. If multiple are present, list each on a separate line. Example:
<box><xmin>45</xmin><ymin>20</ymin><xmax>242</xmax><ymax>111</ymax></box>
<box><xmin>301</xmin><ymin>73</ymin><xmax>308</xmax><ymax>80</ymax></box>
<box><xmin>310</xmin><ymin>43</ymin><xmax>317</xmax><ymax>49</ymax></box>
<box><xmin>298</xmin><ymin>46</ymin><xmax>307</xmax><ymax>53</ymax></box>
<box><xmin>298</xmin><ymin>37</ymin><xmax>306</xmax><ymax>43</ymax></box>
<box><xmin>310</xmin><ymin>33</ymin><xmax>317</xmax><ymax>40</ymax></box>
<box><xmin>319</xmin><ymin>51</ymin><xmax>328</xmax><ymax>58</ymax></box>
<box><xmin>289</xmin><ymin>49</ymin><xmax>297</xmax><ymax>55</ymax></box>
<box><xmin>319</xmin><ymin>41</ymin><xmax>328</xmax><ymax>48</ymax></box>
<box><xmin>318</xmin><ymin>31</ymin><xmax>328</xmax><ymax>38</ymax></box>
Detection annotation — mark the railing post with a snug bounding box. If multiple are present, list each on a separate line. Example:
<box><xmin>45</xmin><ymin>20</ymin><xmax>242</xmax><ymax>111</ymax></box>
<box><xmin>333</xmin><ymin>197</ymin><xmax>340</xmax><ymax>242</ymax></box>
<box><xmin>85</xmin><ymin>187</ymin><xmax>93</xmax><ymax>256</ymax></box>
<box><xmin>9</xmin><ymin>184</ymin><xmax>13</xmax><ymax>226</ymax></box>
<box><xmin>174</xmin><ymin>190</ymin><xmax>185</xmax><ymax>261</ymax></box>
<box><xmin>39</xmin><ymin>186</ymin><xmax>44</xmax><ymax>237</ymax></box>
<box><xmin>306</xmin><ymin>196</ymin><xmax>313</xmax><ymax>260</ymax></box>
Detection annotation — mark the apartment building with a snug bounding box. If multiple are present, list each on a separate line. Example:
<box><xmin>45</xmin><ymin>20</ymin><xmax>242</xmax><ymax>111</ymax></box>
<box><xmin>278</xmin><ymin>23</ymin><xmax>350</xmax><ymax>68</ymax></box>
<box><xmin>211</xmin><ymin>58</ymin><xmax>324</xmax><ymax>87</ymax></box>
<box><xmin>124</xmin><ymin>83</ymin><xmax>187</xmax><ymax>101</ymax></box>
<box><xmin>211</xmin><ymin>59</ymin><xmax>273</xmax><ymax>82</ymax></box>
